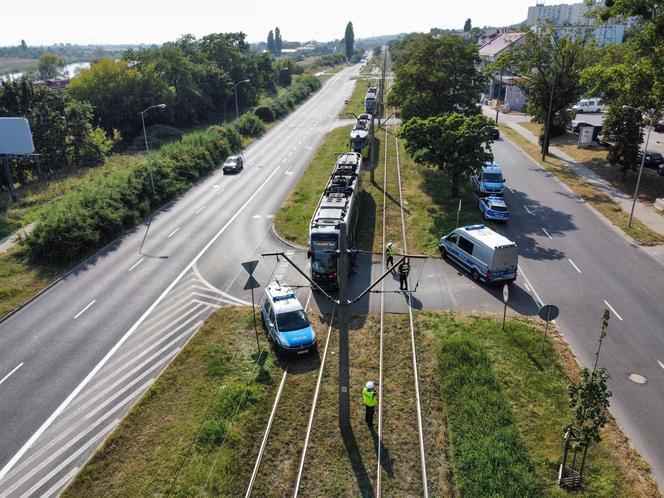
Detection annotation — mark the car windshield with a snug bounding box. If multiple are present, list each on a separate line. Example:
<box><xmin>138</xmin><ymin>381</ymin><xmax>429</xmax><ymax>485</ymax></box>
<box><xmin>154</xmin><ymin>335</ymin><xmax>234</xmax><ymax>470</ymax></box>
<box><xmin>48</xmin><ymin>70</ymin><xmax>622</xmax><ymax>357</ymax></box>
<box><xmin>490</xmin><ymin>204</ymin><xmax>508</xmax><ymax>212</ymax></box>
<box><xmin>224</xmin><ymin>158</ymin><xmax>237</xmax><ymax>165</ymax></box>
<box><xmin>277</xmin><ymin>310</ymin><xmax>309</xmax><ymax>332</ymax></box>
<box><xmin>483</xmin><ymin>173</ymin><xmax>503</xmax><ymax>182</ymax></box>
<box><xmin>651</xmin><ymin>153</ymin><xmax>663</xmax><ymax>160</ymax></box>
<box><xmin>311</xmin><ymin>235</ymin><xmax>338</xmax><ymax>274</ymax></box>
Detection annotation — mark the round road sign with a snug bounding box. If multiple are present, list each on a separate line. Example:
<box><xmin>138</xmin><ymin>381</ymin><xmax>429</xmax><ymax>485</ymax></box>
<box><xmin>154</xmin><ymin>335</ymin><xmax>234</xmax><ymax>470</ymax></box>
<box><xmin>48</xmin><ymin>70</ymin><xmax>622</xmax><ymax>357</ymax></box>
<box><xmin>538</xmin><ymin>304</ymin><xmax>559</xmax><ymax>321</ymax></box>
<box><xmin>502</xmin><ymin>284</ymin><xmax>509</xmax><ymax>304</ymax></box>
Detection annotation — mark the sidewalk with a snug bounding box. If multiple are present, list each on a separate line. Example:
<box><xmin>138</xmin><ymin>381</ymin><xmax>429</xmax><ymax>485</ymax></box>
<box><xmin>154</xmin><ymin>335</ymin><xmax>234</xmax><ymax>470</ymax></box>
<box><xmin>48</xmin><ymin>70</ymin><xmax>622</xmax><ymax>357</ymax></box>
<box><xmin>0</xmin><ymin>223</ymin><xmax>35</xmax><ymax>254</ymax></box>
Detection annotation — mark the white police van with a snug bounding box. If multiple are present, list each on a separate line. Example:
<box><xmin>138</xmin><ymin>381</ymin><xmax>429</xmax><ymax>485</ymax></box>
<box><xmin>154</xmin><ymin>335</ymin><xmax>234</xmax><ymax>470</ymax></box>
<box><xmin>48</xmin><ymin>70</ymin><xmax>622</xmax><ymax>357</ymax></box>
<box><xmin>471</xmin><ymin>162</ymin><xmax>505</xmax><ymax>196</ymax></box>
<box><xmin>439</xmin><ymin>224</ymin><xmax>518</xmax><ymax>284</ymax></box>
<box><xmin>259</xmin><ymin>283</ymin><xmax>317</xmax><ymax>356</ymax></box>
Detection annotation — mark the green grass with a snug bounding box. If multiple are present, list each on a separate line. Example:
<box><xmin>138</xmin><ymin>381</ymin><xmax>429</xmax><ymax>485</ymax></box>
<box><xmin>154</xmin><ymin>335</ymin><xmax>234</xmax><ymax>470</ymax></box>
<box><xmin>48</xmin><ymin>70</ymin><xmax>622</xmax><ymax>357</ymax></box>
<box><xmin>274</xmin><ymin>125</ymin><xmax>351</xmax><ymax>246</ymax></box>
<box><xmin>62</xmin><ymin>307</ymin><xmax>281</xmax><ymax>497</ymax></box>
<box><xmin>340</xmin><ymin>77</ymin><xmax>377</xmax><ymax>118</ymax></box>
<box><xmin>500</xmin><ymin>124</ymin><xmax>664</xmax><ymax>245</ymax></box>
<box><xmin>419</xmin><ymin>312</ymin><xmax>661</xmax><ymax>498</ymax></box>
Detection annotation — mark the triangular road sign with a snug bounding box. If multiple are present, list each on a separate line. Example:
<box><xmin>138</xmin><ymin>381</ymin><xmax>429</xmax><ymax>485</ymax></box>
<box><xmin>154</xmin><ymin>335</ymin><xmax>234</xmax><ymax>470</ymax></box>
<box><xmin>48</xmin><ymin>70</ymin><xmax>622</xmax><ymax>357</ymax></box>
<box><xmin>242</xmin><ymin>260</ymin><xmax>259</xmax><ymax>275</ymax></box>
<box><xmin>243</xmin><ymin>275</ymin><xmax>260</xmax><ymax>290</ymax></box>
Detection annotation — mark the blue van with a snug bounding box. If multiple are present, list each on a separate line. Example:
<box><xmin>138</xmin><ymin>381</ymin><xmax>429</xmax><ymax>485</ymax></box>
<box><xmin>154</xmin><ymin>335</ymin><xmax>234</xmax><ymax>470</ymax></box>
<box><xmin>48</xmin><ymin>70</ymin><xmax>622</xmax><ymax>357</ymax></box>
<box><xmin>472</xmin><ymin>162</ymin><xmax>505</xmax><ymax>196</ymax></box>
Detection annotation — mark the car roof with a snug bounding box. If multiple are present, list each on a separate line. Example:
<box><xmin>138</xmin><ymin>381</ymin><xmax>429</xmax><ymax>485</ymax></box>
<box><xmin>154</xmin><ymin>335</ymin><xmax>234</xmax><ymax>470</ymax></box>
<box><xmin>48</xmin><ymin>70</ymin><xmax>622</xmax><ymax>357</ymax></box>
<box><xmin>457</xmin><ymin>224</ymin><xmax>516</xmax><ymax>248</ymax></box>
<box><xmin>265</xmin><ymin>283</ymin><xmax>304</xmax><ymax>314</ymax></box>
<box><xmin>225</xmin><ymin>155</ymin><xmax>240</xmax><ymax>161</ymax></box>
<box><xmin>482</xmin><ymin>162</ymin><xmax>502</xmax><ymax>173</ymax></box>
<box><xmin>486</xmin><ymin>197</ymin><xmax>507</xmax><ymax>208</ymax></box>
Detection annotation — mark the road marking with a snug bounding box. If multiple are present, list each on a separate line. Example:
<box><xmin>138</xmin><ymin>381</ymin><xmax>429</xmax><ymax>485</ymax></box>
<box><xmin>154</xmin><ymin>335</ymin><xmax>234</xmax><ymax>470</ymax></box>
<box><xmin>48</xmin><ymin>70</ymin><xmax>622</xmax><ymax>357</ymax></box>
<box><xmin>253</xmin><ymin>214</ymin><xmax>261</xmax><ymax>219</ymax></box>
<box><xmin>74</xmin><ymin>300</ymin><xmax>96</xmax><ymax>319</ymax></box>
<box><xmin>282</xmin><ymin>158</ymin><xmax>287</xmax><ymax>163</ymax></box>
<box><xmin>568</xmin><ymin>259</ymin><xmax>582</xmax><ymax>274</ymax></box>
<box><xmin>195</xmin><ymin>206</ymin><xmax>206</xmax><ymax>214</ymax></box>
<box><xmin>167</xmin><ymin>227</ymin><xmax>180</xmax><ymax>238</ymax></box>
<box><xmin>212</xmin><ymin>185</ymin><xmax>220</xmax><ymax>189</ymax></box>
<box><xmin>604</xmin><ymin>300</ymin><xmax>623</xmax><ymax>321</ymax></box>
<box><xmin>508</xmin><ymin>187</ymin><xmax>515</xmax><ymax>194</ymax></box>
<box><xmin>0</xmin><ymin>163</ymin><xmax>283</xmax><ymax>482</ymax></box>
<box><xmin>216</xmin><ymin>188</ymin><xmax>225</xmax><ymax>196</ymax></box>
<box><xmin>0</xmin><ymin>362</ymin><xmax>24</xmax><ymax>386</ymax></box>
<box><xmin>128</xmin><ymin>258</ymin><xmax>144</xmax><ymax>272</ymax></box>
<box><xmin>519</xmin><ymin>268</ymin><xmax>543</xmax><ymax>307</ymax></box>
<box><xmin>39</xmin><ymin>466</ymin><xmax>79</xmax><ymax>498</ymax></box>
<box><xmin>658</xmin><ymin>360</ymin><xmax>664</xmax><ymax>371</ymax></box>
<box><xmin>542</xmin><ymin>228</ymin><xmax>553</xmax><ymax>239</ymax></box>
<box><xmin>285</xmin><ymin>171</ymin><xmax>293</xmax><ymax>175</ymax></box>
<box><xmin>267</xmin><ymin>214</ymin><xmax>274</xmax><ymax>219</ymax></box>
<box><xmin>524</xmin><ymin>205</ymin><xmax>534</xmax><ymax>215</ymax></box>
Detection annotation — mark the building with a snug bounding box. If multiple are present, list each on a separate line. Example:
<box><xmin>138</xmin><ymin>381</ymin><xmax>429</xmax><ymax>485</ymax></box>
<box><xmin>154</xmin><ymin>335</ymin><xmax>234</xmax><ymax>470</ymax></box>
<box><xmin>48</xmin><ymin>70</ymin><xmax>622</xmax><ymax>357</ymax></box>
<box><xmin>526</xmin><ymin>1</ymin><xmax>626</xmax><ymax>45</ymax></box>
<box><xmin>478</xmin><ymin>31</ymin><xmax>527</xmax><ymax>111</ymax></box>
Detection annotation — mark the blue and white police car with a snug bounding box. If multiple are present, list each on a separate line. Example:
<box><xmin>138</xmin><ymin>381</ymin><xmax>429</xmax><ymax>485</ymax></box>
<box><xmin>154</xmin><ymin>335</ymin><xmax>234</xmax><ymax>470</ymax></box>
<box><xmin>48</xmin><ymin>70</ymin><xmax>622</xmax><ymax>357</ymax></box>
<box><xmin>471</xmin><ymin>162</ymin><xmax>505</xmax><ymax>196</ymax></box>
<box><xmin>478</xmin><ymin>196</ymin><xmax>509</xmax><ymax>221</ymax></box>
<box><xmin>259</xmin><ymin>283</ymin><xmax>317</xmax><ymax>357</ymax></box>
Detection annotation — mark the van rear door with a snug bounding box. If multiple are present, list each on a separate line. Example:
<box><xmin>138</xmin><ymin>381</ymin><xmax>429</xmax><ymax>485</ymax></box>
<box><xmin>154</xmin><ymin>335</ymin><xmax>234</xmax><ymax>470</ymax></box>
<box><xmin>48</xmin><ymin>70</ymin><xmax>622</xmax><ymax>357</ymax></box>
<box><xmin>490</xmin><ymin>245</ymin><xmax>518</xmax><ymax>280</ymax></box>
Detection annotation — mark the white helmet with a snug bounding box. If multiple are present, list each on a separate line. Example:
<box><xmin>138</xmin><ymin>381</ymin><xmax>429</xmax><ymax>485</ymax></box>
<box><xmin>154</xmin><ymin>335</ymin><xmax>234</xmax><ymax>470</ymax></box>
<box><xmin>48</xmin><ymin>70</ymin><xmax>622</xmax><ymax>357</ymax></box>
<box><xmin>366</xmin><ymin>381</ymin><xmax>374</xmax><ymax>390</ymax></box>
<box><xmin>387</xmin><ymin>242</ymin><xmax>393</xmax><ymax>247</ymax></box>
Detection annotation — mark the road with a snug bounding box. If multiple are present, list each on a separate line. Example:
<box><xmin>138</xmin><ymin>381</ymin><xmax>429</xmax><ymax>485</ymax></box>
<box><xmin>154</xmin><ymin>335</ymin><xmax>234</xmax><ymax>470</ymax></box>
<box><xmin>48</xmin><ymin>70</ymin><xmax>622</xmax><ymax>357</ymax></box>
<box><xmin>0</xmin><ymin>64</ymin><xmax>359</xmax><ymax>497</ymax></box>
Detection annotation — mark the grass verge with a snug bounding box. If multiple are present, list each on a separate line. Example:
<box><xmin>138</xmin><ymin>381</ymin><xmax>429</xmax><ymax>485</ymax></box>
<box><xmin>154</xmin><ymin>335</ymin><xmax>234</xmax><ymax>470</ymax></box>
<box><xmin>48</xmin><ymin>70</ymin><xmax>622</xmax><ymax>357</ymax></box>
<box><xmin>340</xmin><ymin>77</ymin><xmax>376</xmax><ymax>118</ymax></box>
<box><xmin>63</xmin><ymin>307</ymin><xmax>280</xmax><ymax>497</ymax></box>
<box><xmin>419</xmin><ymin>312</ymin><xmax>660</xmax><ymax>498</ymax></box>
<box><xmin>274</xmin><ymin>125</ymin><xmax>351</xmax><ymax>246</ymax></box>
<box><xmin>500</xmin><ymin>124</ymin><xmax>664</xmax><ymax>245</ymax></box>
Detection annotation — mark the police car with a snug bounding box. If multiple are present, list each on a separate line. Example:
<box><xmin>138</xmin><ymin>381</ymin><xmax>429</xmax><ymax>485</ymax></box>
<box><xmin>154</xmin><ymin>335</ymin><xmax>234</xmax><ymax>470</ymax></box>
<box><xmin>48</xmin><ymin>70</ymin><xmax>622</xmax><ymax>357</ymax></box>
<box><xmin>471</xmin><ymin>162</ymin><xmax>505</xmax><ymax>196</ymax></box>
<box><xmin>259</xmin><ymin>283</ymin><xmax>317</xmax><ymax>357</ymax></box>
<box><xmin>478</xmin><ymin>196</ymin><xmax>509</xmax><ymax>221</ymax></box>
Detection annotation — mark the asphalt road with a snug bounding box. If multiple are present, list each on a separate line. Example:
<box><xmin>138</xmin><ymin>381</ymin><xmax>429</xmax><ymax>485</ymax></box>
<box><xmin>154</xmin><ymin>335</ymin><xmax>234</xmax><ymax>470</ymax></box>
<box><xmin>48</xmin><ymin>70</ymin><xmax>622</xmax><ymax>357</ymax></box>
<box><xmin>0</xmin><ymin>64</ymin><xmax>359</xmax><ymax>496</ymax></box>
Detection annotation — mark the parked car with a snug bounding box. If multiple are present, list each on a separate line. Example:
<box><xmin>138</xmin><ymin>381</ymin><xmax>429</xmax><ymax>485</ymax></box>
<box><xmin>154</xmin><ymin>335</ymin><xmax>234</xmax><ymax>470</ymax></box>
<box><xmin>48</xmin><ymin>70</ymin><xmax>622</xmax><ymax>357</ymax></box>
<box><xmin>439</xmin><ymin>224</ymin><xmax>518</xmax><ymax>284</ymax></box>
<box><xmin>658</xmin><ymin>163</ymin><xmax>664</xmax><ymax>176</ymax></box>
<box><xmin>259</xmin><ymin>283</ymin><xmax>317</xmax><ymax>357</ymax></box>
<box><xmin>222</xmin><ymin>155</ymin><xmax>243</xmax><ymax>174</ymax></box>
<box><xmin>573</xmin><ymin>98</ymin><xmax>607</xmax><ymax>113</ymax></box>
<box><xmin>471</xmin><ymin>162</ymin><xmax>505</xmax><ymax>196</ymax></box>
<box><xmin>478</xmin><ymin>196</ymin><xmax>509</xmax><ymax>221</ymax></box>
<box><xmin>489</xmin><ymin>126</ymin><xmax>500</xmax><ymax>140</ymax></box>
<box><xmin>568</xmin><ymin>119</ymin><xmax>593</xmax><ymax>133</ymax></box>
<box><xmin>655</xmin><ymin>118</ymin><xmax>664</xmax><ymax>133</ymax></box>
<box><xmin>638</xmin><ymin>151</ymin><xmax>664</xmax><ymax>169</ymax></box>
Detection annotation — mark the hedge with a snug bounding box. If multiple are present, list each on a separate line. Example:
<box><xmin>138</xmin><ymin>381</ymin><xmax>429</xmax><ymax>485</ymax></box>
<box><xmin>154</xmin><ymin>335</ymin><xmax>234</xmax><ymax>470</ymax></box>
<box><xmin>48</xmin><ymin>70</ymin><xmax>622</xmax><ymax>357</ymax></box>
<box><xmin>256</xmin><ymin>75</ymin><xmax>322</xmax><ymax>121</ymax></box>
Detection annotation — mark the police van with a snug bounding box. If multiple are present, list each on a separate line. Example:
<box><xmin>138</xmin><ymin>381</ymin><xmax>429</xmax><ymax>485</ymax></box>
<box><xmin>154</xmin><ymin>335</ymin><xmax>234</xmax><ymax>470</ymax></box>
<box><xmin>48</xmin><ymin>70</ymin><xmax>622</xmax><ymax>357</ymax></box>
<box><xmin>471</xmin><ymin>162</ymin><xmax>505</xmax><ymax>196</ymax></box>
<box><xmin>259</xmin><ymin>283</ymin><xmax>317</xmax><ymax>356</ymax></box>
<box><xmin>439</xmin><ymin>224</ymin><xmax>518</xmax><ymax>284</ymax></box>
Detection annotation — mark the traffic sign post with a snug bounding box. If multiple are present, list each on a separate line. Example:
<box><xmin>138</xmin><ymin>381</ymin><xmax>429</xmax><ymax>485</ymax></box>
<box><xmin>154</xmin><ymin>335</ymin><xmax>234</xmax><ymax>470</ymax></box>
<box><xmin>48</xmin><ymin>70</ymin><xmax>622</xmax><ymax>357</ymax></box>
<box><xmin>456</xmin><ymin>198</ymin><xmax>462</xmax><ymax>228</ymax></box>
<box><xmin>538</xmin><ymin>304</ymin><xmax>560</xmax><ymax>353</ymax></box>
<box><xmin>502</xmin><ymin>284</ymin><xmax>509</xmax><ymax>330</ymax></box>
<box><xmin>242</xmin><ymin>261</ymin><xmax>261</xmax><ymax>352</ymax></box>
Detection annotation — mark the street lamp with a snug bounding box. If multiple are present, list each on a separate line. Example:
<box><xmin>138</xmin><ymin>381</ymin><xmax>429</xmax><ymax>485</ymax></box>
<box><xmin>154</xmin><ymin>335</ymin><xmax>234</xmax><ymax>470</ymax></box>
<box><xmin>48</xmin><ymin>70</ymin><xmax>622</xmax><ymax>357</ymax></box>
<box><xmin>234</xmin><ymin>79</ymin><xmax>250</xmax><ymax>120</ymax></box>
<box><xmin>140</xmin><ymin>103</ymin><xmax>167</xmax><ymax>195</ymax></box>
<box><xmin>623</xmin><ymin>105</ymin><xmax>655</xmax><ymax>228</ymax></box>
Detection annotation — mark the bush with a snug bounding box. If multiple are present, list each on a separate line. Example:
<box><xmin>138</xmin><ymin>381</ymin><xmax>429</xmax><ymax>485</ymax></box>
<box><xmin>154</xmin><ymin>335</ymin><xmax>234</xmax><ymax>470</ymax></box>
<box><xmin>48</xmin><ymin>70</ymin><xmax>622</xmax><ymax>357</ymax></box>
<box><xmin>236</xmin><ymin>113</ymin><xmax>266</xmax><ymax>137</ymax></box>
<box><xmin>254</xmin><ymin>104</ymin><xmax>275</xmax><ymax>123</ymax></box>
<box><xmin>131</xmin><ymin>124</ymin><xmax>183</xmax><ymax>151</ymax></box>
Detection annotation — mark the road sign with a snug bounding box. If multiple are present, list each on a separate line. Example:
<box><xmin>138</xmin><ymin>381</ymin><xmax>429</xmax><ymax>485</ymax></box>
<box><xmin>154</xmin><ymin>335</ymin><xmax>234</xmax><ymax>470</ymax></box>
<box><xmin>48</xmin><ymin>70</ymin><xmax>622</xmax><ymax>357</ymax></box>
<box><xmin>242</xmin><ymin>260</ymin><xmax>259</xmax><ymax>275</ymax></box>
<box><xmin>243</xmin><ymin>275</ymin><xmax>260</xmax><ymax>290</ymax></box>
<box><xmin>538</xmin><ymin>304</ymin><xmax>559</xmax><ymax>321</ymax></box>
<box><xmin>502</xmin><ymin>284</ymin><xmax>509</xmax><ymax>304</ymax></box>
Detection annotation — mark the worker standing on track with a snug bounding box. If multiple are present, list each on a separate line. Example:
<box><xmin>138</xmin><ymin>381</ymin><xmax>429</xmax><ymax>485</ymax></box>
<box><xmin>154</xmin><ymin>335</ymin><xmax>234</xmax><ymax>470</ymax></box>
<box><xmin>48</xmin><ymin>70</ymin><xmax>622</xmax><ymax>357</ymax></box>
<box><xmin>385</xmin><ymin>242</ymin><xmax>394</xmax><ymax>269</ymax></box>
<box><xmin>398</xmin><ymin>258</ymin><xmax>411</xmax><ymax>290</ymax></box>
<box><xmin>363</xmin><ymin>381</ymin><xmax>378</xmax><ymax>428</ymax></box>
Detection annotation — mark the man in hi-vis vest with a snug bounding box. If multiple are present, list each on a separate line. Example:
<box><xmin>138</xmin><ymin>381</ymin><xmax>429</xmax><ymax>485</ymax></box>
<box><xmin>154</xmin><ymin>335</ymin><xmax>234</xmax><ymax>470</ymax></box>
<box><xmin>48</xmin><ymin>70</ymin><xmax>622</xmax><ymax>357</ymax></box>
<box><xmin>363</xmin><ymin>381</ymin><xmax>378</xmax><ymax>428</ymax></box>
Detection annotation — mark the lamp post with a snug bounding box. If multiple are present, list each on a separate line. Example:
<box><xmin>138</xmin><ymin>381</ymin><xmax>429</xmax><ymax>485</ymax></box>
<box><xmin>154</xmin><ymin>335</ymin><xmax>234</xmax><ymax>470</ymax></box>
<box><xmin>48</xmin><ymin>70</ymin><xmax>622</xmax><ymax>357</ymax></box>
<box><xmin>542</xmin><ymin>33</ymin><xmax>559</xmax><ymax>161</ymax></box>
<box><xmin>140</xmin><ymin>103</ymin><xmax>166</xmax><ymax>195</ymax></box>
<box><xmin>623</xmin><ymin>105</ymin><xmax>655</xmax><ymax>228</ymax></box>
<box><xmin>275</xmin><ymin>67</ymin><xmax>288</xmax><ymax>88</ymax></box>
<box><xmin>234</xmin><ymin>79</ymin><xmax>250</xmax><ymax>120</ymax></box>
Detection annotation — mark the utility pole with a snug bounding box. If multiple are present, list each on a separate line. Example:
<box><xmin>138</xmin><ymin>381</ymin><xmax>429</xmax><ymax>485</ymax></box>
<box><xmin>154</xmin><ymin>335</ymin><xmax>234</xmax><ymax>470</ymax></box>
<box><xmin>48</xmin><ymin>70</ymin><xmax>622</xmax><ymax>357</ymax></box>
<box><xmin>542</xmin><ymin>80</ymin><xmax>555</xmax><ymax>161</ymax></box>
<box><xmin>338</xmin><ymin>222</ymin><xmax>350</xmax><ymax>429</ymax></box>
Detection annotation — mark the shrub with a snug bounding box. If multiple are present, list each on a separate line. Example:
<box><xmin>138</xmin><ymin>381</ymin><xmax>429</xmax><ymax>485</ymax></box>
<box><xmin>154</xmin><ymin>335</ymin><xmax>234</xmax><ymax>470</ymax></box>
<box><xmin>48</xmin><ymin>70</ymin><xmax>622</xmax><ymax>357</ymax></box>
<box><xmin>254</xmin><ymin>104</ymin><xmax>275</xmax><ymax>123</ymax></box>
<box><xmin>236</xmin><ymin>113</ymin><xmax>266</xmax><ymax>137</ymax></box>
<box><xmin>131</xmin><ymin>124</ymin><xmax>183</xmax><ymax>151</ymax></box>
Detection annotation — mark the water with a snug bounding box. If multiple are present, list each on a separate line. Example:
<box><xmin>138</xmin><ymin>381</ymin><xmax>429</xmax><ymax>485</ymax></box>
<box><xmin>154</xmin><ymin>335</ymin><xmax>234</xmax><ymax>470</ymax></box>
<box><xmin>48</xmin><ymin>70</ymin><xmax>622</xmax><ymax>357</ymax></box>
<box><xmin>1</xmin><ymin>61</ymin><xmax>91</xmax><ymax>81</ymax></box>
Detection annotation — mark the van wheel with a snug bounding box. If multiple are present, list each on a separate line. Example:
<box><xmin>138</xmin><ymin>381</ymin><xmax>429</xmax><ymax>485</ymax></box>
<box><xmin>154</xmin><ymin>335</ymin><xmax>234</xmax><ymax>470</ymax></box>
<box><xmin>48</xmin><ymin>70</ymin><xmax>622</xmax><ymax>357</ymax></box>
<box><xmin>439</xmin><ymin>246</ymin><xmax>447</xmax><ymax>259</ymax></box>
<box><xmin>471</xmin><ymin>269</ymin><xmax>480</xmax><ymax>282</ymax></box>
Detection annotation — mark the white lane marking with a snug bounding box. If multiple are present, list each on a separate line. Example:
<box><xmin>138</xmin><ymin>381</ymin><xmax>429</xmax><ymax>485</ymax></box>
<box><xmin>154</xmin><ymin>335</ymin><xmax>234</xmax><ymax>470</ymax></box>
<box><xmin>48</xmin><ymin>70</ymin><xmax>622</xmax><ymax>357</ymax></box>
<box><xmin>542</xmin><ymin>228</ymin><xmax>553</xmax><ymax>239</ymax></box>
<box><xmin>604</xmin><ymin>300</ymin><xmax>623</xmax><ymax>321</ymax></box>
<box><xmin>658</xmin><ymin>360</ymin><xmax>664</xmax><ymax>371</ymax></box>
<box><xmin>253</xmin><ymin>215</ymin><xmax>261</xmax><ymax>219</ymax></box>
<box><xmin>524</xmin><ymin>205</ymin><xmax>533</xmax><ymax>215</ymax></box>
<box><xmin>74</xmin><ymin>300</ymin><xmax>96</xmax><ymax>319</ymax></box>
<box><xmin>523</xmin><ymin>280</ymin><xmax>532</xmax><ymax>292</ymax></box>
<box><xmin>285</xmin><ymin>171</ymin><xmax>293</xmax><ymax>175</ymax></box>
<box><xmin>39</xmin><ymin>466</ymin><xmax>79</xmax><ymax>498</ymax></box>
<box><xmin>267</xmin><ymin>214</ymin><xmax>274</xmax><ymax>219</ymax></box>
<box><xmin>508</xmin><ymin>186</ymin><xmax>515</xmax><ymax>194</ymax></box>
<box><xmin>216</xmin><ymin>188</ymin><xmax>225</xmax><ymax>197</ymax></box>
<box><xmin>568</xmin><ymin>259</ymin><xmax>582</xmax><ymax>274</ymax></box>
<box><xmin>167</xmin><ymin>227</ymin><xmax>180</xmax><ymax>238</ymax></box>
<box><xmin>0</xmin><ymin>362</ymin><xmax>24</xmax><ymax>386</ymax></box>
<box><xmin>192</xmin><ymin>264</ymin><xmax>252</xmax><ymax>306</ymax></box>
<box><xmin>195</xmin><ymin>206</ymin><xmax>206</xmax><ymax>214</ymax></box>
<box><xmin>282</xmin><ymin>158</ymin><xmax>287</xmax><ymax>163</ymax></box>
<box><xmin>519</xmin><ymin>268</ymin><xmax>543</xmax><ymax>307</ymax></box>
<box><xmin>212</xmin><ymin>185</ymin><xmax>220</xmax><ymax>189</ymax></box>
<box><xmin>128</xmin><ymin>258</ymin><xmax>144</xmax><ymax>272</ymax></box>
<box><xmin>0</xmin><ymin>163</ymin><xmax>283</xmax><ymax>482</ymax></box>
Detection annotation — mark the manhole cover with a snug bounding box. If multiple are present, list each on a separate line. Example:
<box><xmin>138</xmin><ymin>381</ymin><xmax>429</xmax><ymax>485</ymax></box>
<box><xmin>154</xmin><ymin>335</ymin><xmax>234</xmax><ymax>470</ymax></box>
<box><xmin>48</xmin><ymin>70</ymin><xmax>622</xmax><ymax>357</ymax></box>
<box><xmin>628</xmin><ymin>373</ymin><xmax>648</xmax><ymax>384</ymax></box>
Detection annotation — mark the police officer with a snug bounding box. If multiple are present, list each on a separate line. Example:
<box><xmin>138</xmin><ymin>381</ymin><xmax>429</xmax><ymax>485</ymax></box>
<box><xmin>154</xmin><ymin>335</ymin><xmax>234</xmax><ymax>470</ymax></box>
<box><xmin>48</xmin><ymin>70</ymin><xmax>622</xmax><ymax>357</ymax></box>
<box><xmin>398</xmin><ymin>258</ymin><xmax>411</xmax><ymax>290</ymax></box>
<box><xmin>363</xmin><ymin>381</ymin><xmax>378</xmax><ymax>428</ymax></box>
<box><xmin>385</xmin><ymin>242</ymin><xmax>394</xmax><ymax>269</ymax></box>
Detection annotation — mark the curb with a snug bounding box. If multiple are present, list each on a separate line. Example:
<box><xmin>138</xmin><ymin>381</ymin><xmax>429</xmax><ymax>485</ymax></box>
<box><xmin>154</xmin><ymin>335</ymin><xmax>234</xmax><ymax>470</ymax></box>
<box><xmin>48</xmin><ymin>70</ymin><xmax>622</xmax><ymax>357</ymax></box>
<box><xmin>271</xmin><ymin>224</ymin><xmax>307</xmax><ymax>251</ymax></box>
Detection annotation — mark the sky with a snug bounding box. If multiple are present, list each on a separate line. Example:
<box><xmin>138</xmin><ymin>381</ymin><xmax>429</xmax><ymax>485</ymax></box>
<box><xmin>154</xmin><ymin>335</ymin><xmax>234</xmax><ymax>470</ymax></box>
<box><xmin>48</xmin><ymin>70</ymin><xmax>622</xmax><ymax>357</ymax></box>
<box><xmin>1</xmin><ymin>0</ymin><xmax>538</xmax><ymax>47</ymax></box>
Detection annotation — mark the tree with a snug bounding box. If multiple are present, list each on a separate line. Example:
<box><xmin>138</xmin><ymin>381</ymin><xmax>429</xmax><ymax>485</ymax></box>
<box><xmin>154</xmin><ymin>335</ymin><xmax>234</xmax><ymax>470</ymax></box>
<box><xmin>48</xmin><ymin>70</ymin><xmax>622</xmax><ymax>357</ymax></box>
<box><xmin>37</xmin><ymin>53</ymin><xmax>64</xmax><ymax>80</ymax></box>
<box><xmin>388</xmin><ymin>34</ymin><xmax>487</xmax><ymax>120</ymax></box>
<box><xmin>267</xmin><ymin>30</ymin><xmax>276</xmax><ymax>55</ymax></box>
<box><xmin>274</xmin><ymin>27</ymin><xmax>282</xmax><ymax>56</ymax></box>
<box><xmin>604</xmin><ymin>105</ymin><xmax>643</xmax><ymax>180</ymax></box>
<box><xmin>501</xmin><ymin>26</ymin><xmax>593</xmax><ymax>155</ymax></box>
<box><xmin>345</xmin><ymin>22</ymin><xmax>355</xmax><ymax>62</ymax></box>
<box><xmin>464</xmin><ymin>18</ymin><xmax>472</xmax><ymax>32</ymax></box>
<box><xmin>400</xmin><ymin>113</ymin><xmax>495</xmax><ymax>197</ymax></box>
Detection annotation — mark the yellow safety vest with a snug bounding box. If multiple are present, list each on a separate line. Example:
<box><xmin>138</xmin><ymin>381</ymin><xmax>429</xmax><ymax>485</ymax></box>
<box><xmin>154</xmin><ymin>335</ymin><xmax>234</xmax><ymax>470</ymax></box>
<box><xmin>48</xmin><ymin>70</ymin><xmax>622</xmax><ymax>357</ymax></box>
<box><xmin>363</xmin><ymin>387</ymin><xmax>377</xmax><ymax>407</ymax></box>
<box><xmin>386</xmin><ymin>246</ymin><xmax>394</xmax><ymax>257</ymax></box>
